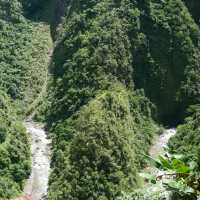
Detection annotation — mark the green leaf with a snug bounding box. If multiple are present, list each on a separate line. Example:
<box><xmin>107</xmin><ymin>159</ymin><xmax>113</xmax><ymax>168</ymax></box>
<box><xmin>158</xmin><ymin>155</ymin><xmax>172</xmax><ymax>170</ymax></box>
<box><xmin>171</xmin><ymin>158</ymin><xmax>190</xmax><ymax>173</ymax></box>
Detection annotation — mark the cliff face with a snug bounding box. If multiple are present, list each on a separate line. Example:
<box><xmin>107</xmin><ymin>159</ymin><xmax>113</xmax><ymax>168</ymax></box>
<box><xmin>134</xmin><ymin>0</ymin><xmax>200</xmax><ymax>124</ymax></box>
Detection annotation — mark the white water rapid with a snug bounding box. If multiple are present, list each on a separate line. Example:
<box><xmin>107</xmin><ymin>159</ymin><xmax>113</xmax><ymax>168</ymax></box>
<box><xmin>142</xmin><ymin>129</ymin><xmax>177</xmax><ymax>199</ymax></box>
<box><xmin>149</xmin><ymin>128</ymin><xmax>176</xmax><ymax>159</ymax></box>
<box><xmin>23</xmin><ymin>121</ymin><xmax>51</xmax><ymax>200</ymax></box>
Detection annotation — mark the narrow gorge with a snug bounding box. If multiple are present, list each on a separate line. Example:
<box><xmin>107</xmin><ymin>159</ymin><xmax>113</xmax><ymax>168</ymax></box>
<box><xmin>0</xmin><ymin>0</ymin><xmax>200</xmax><ymax>200</ymax></box>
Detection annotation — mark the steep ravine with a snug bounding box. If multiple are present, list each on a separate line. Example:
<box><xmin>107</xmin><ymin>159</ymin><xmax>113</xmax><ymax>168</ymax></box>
<box><xmin>23</xmin><ymin>121</ymin><xmax>51</xmax><ymax>200</ymax></box>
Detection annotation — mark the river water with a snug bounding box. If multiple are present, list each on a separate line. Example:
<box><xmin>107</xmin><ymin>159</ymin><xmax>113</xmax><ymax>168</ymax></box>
<box><xmin>149</xmin><ymin>128</ymin><xmax>176</xmax><ymax>159</ymax></box>
<box><xmin>22</xmin><ymin>122</ymin><xmax>175</xmax><ymax>199</ymax></box>
<box><xmin>141</xmin><ymin>129</ymin><xmax>177</xmax><ymax>199</ymax></box>
<box><xmin>23</xmin><ymin>121</ymin><xmax>51</xmax><ymax>200</ymax></box>
<box><xmin>144</xmin><ymin>128</ymin><xmax>176</xmax><ymax>174</ymax></box>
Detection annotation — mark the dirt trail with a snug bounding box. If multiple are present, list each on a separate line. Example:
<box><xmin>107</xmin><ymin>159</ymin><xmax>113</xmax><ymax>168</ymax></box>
<box><xmin>23</xmin><ymin>121</ymin><xmax>51</xmax><ymax>200</ymax></box>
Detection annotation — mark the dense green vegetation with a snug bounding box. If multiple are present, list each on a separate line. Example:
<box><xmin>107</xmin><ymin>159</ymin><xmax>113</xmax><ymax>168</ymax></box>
<box><xmin>47</xmin><ymin>0</ymin><xmax>137</xmax><ymax>124</ymax></box>
<box><xmin>45</xmin><ymin>0</ymin><xmax>200</xmax><ymax>199</ymax></box>
<box><xmin>169</xmin><ymin>105</ymin><xmax>200</xmax><ymax>172</ymax></box>
<box><xmin>47</xmin><ymin>84</ymin><xmax>157</xmax><ymax>199</ymax></box>
<box><xmin>119</xmin><ymin>155</ymin><xmax>200</xmax><ymax>199</ymax></box>
<box><xmin>46</xmin><ymin>0</ymin><xmax>157</xmax><ymax>199</ymax></box>
<box><xmin>0</xmin><ymin>0</ymin><xmax>52</xmax><ymax>108</ymax></box>
<box><xmin>134</xmin><ymin>0</ymin><xmax>200</xmax><ymax>124</ymax></box>
<box><xmin>1</xmin><ymin>0</ymin><xmax>200</xmax><ymax>199</ymax></box>
<box><xmin>0</xmin><ymin>0</ymin><xmax>52</xmax><ymax>198</ymax></box>
<box><xmin>47</xmin><ymin>0</ymin><xmax>200</xmax><ymax>125</ymax></box>
<box><xmin>0</xmin><ymin>92</ymin><xmax>30</xmax><ymax>199</ymax></box>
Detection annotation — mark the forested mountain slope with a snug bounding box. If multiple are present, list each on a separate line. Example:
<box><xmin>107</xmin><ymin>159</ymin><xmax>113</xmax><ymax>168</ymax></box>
<box><xmin>47</xmin><ymin>84</ymin><xmax>157</xmax><ymax>199</ymax></box>
<box><xmin>135</xmin><ymin>0</ymin><xmax>200</xmax><ymax>124</ymax></box>
<box><xmin>45</xmin><ymin>0</ymin><xmax>200</xmax><ymax>199</ymax></box>
<box><xmin>0</xmin><ymin>0</ymin><xmax>200</xmax><ymax>199</ymax></box>
<box><xmin>0</xmin><ymin>0</ymin><xmax>52</xmax><ymax>108</ymax></box>
<box><xmin>47</xmin><ymin>0</ymin><xmax>200</xmax><ymax>125</ymax></box>
<box><xmin>0</xmin><ymin>92</ymin><xmax>30</xmax><ymax>199</ymax></box>
<box><xmin>0</xmin><ymin>0</ymin><xmax>52</xmax><ymax>198</ymax></box>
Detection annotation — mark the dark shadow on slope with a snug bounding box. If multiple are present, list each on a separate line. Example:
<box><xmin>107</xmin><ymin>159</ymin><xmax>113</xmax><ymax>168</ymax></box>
<box><xmin>132</xmin><ymin>3</ymin><xmax>196</xmax><ymax>127</ymax></box>
<box><xmin>22</xmin><ymin>0</ymin><xmax>68</xmax><ymax>40</ymax></box>
<box><xmin>183</xmin><ymin>0</ymin><xmax>200</xmax><ymax>26</ymax></box>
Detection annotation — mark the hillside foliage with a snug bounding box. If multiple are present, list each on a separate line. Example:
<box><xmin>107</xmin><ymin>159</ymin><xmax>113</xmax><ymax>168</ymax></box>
<box><xmin>0</xmin><ymin>0</ymin><xmax>52</xmax><ymax>108</ymax></box>
<box><xmin>0</xmin><ymin>0</ymin><xmax>52</xmax><ymax>198</ymax></box>
<box><xmin>133</xmin><ymin>0</ymin><xmax>200</xmax><ymax>124</ymax></box>
<box><xmin>168</xmin><ymin>105</ymin><xmax>200</xmax><ymax>172</ymax></box>
<box><xmin>45</xmin><ymin>0</ymin><xmax>200</xmax><ymax>199</ymax></box>
<box><xmin>47</xmin><ymin>84</ymin><xmax>157</xmax><ymax>200</ymax></box>
<box><xmin>47</xmin><ymin>0</ymin><xmax>200</xmax><ymax>125</ymax></box>
<box><xmin>0</xmin><ymin>0</ymin><xmax>200</xmax><ymax>199</ymax></box>
<box><xmin>0</xmin><ymin>92</ymin><xmax>30</xmax><ymax>199</ymax></box>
